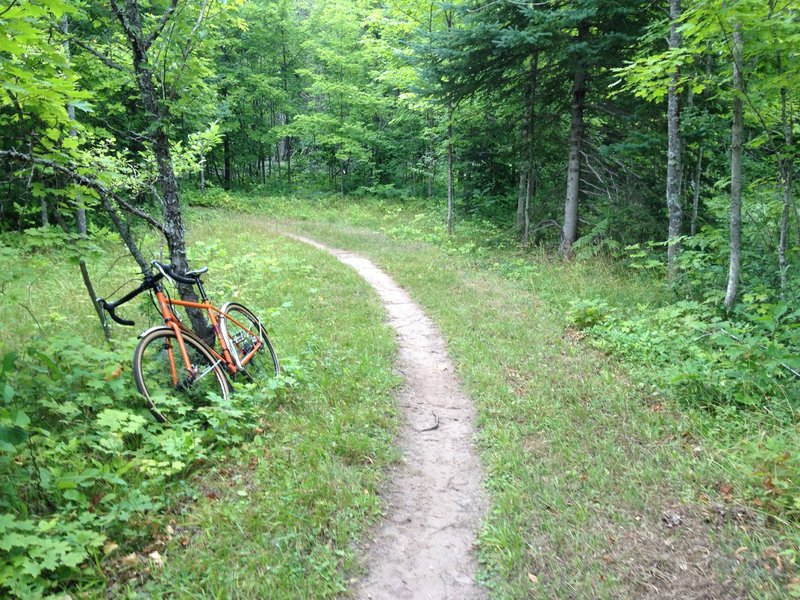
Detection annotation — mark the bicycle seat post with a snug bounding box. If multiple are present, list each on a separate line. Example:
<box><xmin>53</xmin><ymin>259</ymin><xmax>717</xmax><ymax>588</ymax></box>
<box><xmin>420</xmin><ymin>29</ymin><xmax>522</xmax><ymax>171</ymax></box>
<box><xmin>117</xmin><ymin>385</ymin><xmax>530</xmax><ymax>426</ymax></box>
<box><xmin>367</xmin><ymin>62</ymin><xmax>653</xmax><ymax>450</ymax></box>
<box><xmin>196</xmin><ymin>279</ymin><xmax>208</xmax><ymax>302</ymax></box>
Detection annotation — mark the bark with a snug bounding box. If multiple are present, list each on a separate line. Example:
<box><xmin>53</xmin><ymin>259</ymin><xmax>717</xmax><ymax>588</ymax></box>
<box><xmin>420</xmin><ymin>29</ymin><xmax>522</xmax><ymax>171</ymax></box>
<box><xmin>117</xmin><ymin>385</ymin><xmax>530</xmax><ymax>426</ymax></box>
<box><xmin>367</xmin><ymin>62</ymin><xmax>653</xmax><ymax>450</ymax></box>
<box><xmin>81</xmin><ymin>260</ymin><xmax>113</xmax><ymax>345</ymax></box>
<box><xmin>40</xmin><ymin>199</ymin><xmax>49</xmax><ymax>227</ymax></box>
<box><xmin>280</xmin><ymin>32</ymin><xmax>292</xmax><ymax>189</ymax></box>
<box><xmin>523</xmin><ymin>175</ymin><xmax>532</xmax><ymax>247</ymax></box>
<box><xmin>690</xmin><ymin>147</ymin><xmax>703</xmax><ymax>236</ymax></box>
<box><xmin>286</xmin><ymin>135</ymin><xmax>292</xmax><ymax>188</ymax></box>
<box><xmin>523</xmin><ymin>52</ymin><xmax>539</xmax><ymax>248</ymax></box>
<box><xmin>516</xmin><ymin>168</ymin><xmax>526</xmax><ymax>231</ymax></box>
<box><xmin>223</xmin><ymin>134</ymin><xmax>232</xmax><ymax>190</ymax></box>
<box><xmin>63</xmin><ymin>18</ymin><xmax>88</xmax><ymax>236</ymax></box>
<box><xmin>724</xmin><ymin>24</ymin><xmax>744</xmax><ymax>311</ymax></box>
<box><xmin>778</xmin><ymin>81</ymin><xmax>794</xmax><ymax>297</ymax></box>
<box><xmin>446</xmin><ymin>104</ymin><xmax>454</xmax><ymax>236</ymax></box>
<box><xmin>559</xmin><ymin>22</ymin><xmax>589</xmax><ymax>257</ymax></box>
<box><xmin>666</xmin><ymin>0</ymin><xmax>683</xmax><ymax>282</ymax></box>
<box><xmin>427</xmin><ymin>110</ymin><xmax>434</xmax><ymax>198</ymax></box>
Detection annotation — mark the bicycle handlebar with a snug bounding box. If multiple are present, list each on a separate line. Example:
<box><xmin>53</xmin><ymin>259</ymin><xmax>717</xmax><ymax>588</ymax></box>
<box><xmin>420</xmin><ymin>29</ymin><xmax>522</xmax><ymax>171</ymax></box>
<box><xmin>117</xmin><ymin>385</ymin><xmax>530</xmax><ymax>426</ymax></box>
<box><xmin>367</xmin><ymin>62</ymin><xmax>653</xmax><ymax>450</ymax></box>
<box><xmin>152</xmin><ymin>261</ymin><xmax>197</xmax><ymax>285</ymax></box>
<box><xmin>98</xmin><ymin>298</ymin><xmax>136</xmax><ymax>326</ymax></box>
<box><xmin>97</xmin><ymin>275</ymin><xmax>158</xmax><ymax>327</ymax></box>
<box><xmin>97</xmin><ymin>261</ymin><xmax>206</xmax><ymax>327</ymax></box>
<box><xmin>95</xmin><ymin>260</ymin><xmax>205</xmax><ymax>327</ymax></box>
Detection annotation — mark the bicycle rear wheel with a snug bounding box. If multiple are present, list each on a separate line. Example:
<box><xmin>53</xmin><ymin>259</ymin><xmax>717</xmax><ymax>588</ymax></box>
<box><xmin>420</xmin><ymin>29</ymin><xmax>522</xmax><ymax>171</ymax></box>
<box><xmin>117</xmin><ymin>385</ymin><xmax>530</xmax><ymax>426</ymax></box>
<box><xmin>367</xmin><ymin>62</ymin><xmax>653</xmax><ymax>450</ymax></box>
<box><xmin>219</xmin><ymin>302</ymin><xmax>279</xmax><ymax>383</ymax></box>
<box><xmin>133</xmin><ymin>327</ymin><xmax>231</xmax><ymax>423</ymax></box>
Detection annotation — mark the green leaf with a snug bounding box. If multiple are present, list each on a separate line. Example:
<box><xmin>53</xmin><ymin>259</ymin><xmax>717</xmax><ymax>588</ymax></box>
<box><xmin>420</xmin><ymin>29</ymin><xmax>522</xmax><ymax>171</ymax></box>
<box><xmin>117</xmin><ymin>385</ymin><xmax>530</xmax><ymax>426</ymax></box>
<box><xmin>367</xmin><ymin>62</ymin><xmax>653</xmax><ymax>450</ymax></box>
<box><xmin>0</xmin><ymin>425</ymin><xmax>28</xmax><ymax>447</ymax></box>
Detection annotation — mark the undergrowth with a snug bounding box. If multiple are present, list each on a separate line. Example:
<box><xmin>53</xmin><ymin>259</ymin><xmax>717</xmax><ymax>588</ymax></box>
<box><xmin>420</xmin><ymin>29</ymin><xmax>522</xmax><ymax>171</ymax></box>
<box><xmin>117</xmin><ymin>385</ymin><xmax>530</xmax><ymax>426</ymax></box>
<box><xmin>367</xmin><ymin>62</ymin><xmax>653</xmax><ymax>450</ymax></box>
<box><xmin>0</xmin><ymin>215</ymin><xmax>398</xmax><ymax>597</ymax></box>
<box><xmin>237</xmin><ymin>191</ymin><xmax>799</xmax><ymax>591</ymax></box>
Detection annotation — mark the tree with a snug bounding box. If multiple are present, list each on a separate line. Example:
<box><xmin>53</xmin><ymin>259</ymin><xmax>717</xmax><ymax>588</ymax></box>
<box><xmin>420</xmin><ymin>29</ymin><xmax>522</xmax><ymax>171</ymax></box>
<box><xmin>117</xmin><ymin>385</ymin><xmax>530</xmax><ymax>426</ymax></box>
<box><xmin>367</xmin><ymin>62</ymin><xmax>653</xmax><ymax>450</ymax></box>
<box><xmin>724</xmin><ymin>22</ymin><xmax>744</xmax><ymax>310</ymax></box>
<box><xmin>666</xmin><ymin>0</ymin><xmax>684</xmax><ymax>281</ymax></box>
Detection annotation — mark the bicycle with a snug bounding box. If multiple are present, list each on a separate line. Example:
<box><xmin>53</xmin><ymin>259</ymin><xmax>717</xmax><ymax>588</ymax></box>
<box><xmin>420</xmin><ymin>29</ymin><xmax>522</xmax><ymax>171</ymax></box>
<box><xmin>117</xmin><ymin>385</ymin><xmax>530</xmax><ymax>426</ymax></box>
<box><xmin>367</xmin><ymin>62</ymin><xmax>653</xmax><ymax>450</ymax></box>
<box><xmin>98</xmin><ymin>261</ymin><xmax>279</xmax><ymax>422</ymax></box>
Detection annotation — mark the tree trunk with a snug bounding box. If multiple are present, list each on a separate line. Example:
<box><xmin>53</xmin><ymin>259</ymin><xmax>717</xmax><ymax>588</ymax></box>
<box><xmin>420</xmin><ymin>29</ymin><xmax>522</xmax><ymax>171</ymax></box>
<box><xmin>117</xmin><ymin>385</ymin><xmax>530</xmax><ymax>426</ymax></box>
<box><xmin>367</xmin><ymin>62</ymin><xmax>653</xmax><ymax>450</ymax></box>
<box><xmin>286</xmin><ymin>135</ymin><xmax>292</xmax><ymax>188</ymax></box>
<box><xmin>446</xmin><ymin>104</ymin><xmax>454</xmax><ymax>236</ymax></box>
<box><xmin>724</xmin><ymin>24</ymin><xmax>744</xmax><ymax>311</ymax></box>
<box><xmin>523</xmin><ymin>52</ymin><xmax>538</xmax><ymax>247</ymax></box>
<box><xmin>222</xmin><ymin>134</ymin><xmax>232</xmax><ymax>190</ymax></box>
<box><xmin>427</xmin><ymin>110</ymin><xmax>434</xmax><ymax>197</ymax></box>
<box><xmin>666</xmin><ymin>0</ymin><xmax>683</xmax><ymax>282</ymax></box>
<box><xmin>558</xmin><ymin>22</ymin><xmax>588</xmax><ymax>258</ymax></box>
<box><xmin>690</xmin><ymin>147</ymin><xmax>703</xmax><ymax>236</ymax></box>
<box><xmin>62</xmin><ymin>16</ymin><xmax>87</xmax><ymax>235</ymax></box>
<box><xmin>113</xmin><ymin>0</ymin><xmax>212</xmax><ymax>341</ymax></box>
<box><xmin>516</xmin><ymin>168</ymin><xmax>526</xmax><ymax>231</ymax></box>
<box><xmin>524</xmin><ymin>175</ymin><xmax>532</xmax><ymax>247</ymax></box>
<box><xmin>778</xmin><ymin>83</ymin><xmax>794</xmax><ymax>298</ymax></box>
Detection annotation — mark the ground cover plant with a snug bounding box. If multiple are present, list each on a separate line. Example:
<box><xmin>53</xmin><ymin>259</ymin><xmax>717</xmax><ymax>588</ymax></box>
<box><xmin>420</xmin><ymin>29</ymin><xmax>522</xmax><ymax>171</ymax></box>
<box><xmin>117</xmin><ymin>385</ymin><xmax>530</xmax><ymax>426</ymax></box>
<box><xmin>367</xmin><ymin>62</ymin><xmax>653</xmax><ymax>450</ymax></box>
<box><xmin>2</xmin><ymin>0</ymin><xmax>796</xmax><ymax>596</ymax></box>
<box><xmin>234</xmin><ymin>193</ymin><xmax>799</xmax><ymax>598</ymax></box>
<box><xmin>0</xmin><ymin>213</ymin><xmax>399</xmax><ymax>597</ymax></box>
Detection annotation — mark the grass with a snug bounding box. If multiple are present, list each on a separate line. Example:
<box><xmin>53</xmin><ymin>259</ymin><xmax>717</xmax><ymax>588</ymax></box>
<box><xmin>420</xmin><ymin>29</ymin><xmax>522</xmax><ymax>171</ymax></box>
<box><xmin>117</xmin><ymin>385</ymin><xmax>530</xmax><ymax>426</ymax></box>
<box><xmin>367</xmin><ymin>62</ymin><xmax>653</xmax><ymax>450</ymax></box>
<box><xmin>0</xmin><ymin>213</ymin><xmax>400</xmax><ymax>597</ymax></box>
<box><xmin>137</xmin><ymin>214</ymin><xmax>402</xmax><ymax>597</ymax></box>
<box><xmin>234</xmin><ymin>194</ymin><xmax>795</xmax><ymax>598</ymax></box>
<box><xmin>3</xmin><ymin>194</ymin><xmax>796</xmax><ymax>597</ymax></box>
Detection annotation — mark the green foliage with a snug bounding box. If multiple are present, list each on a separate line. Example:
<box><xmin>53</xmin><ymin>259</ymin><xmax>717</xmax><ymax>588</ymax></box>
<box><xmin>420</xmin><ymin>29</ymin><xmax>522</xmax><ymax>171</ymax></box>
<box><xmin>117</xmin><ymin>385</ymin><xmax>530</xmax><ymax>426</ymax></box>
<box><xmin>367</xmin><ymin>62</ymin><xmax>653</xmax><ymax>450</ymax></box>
<box><xmin>741</xmin><ymin>434</ymin><xmax>800</xmax><ymax>520</ymax></box>
<box><xmin>0</xmin><ymin>328</ymin><xmax>294</xmax><ymax>596</ymax></box>
<box><xmin>0</xmin><ymin>513</ymin><xmax>105</xmax><ymax>598</ymax></box>
<box><xmin>585</xmin><ymin>298</ymin><xmax>799</xmax><ymax>411</ymax></box>
<box><xmin>568</xmin><ymin>299</ymin><xmax>612</xmax><ymax>330</ymax></box>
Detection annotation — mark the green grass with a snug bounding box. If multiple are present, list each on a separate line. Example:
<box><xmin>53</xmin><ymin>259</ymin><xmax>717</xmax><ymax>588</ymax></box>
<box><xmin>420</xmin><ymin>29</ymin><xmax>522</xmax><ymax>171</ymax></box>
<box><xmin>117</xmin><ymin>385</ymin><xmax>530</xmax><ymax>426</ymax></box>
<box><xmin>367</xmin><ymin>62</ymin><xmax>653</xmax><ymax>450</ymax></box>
<box><xmin>137</xmin><ymin>214</ymin><xmax>402</xmax><ymax>597</ymax></box>
<box><xmin>237</xmin><ymin>195</ymin><xmax>796</xmax><ymax>598</ymax></box>
<box><xmin>3</xmin><ymin>195</ymin><xmax>796</xmax><ymax>597</ymax></box>
<box><xmin>0</xmin><ymin>213</ymin><xmax>400</xmax><ymax>597</ymax></box>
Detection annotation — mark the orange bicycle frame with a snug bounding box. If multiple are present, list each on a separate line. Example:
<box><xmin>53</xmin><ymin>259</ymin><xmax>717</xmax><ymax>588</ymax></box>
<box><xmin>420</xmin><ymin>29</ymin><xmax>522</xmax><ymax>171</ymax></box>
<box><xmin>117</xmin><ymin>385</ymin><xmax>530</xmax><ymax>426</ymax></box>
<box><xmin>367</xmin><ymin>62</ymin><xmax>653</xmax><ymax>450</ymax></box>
<box><xmin>152</xmin><ymin>289</ymin><xmax>263</xmax><ymax>383</ymax></box>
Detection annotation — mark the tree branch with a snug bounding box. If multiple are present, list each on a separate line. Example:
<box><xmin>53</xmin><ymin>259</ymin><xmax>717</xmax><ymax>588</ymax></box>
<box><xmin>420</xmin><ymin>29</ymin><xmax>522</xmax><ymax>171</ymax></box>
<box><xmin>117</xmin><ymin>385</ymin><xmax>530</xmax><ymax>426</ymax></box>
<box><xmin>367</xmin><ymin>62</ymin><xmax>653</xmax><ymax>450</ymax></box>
<box><xmin>99</xmin><ymin>195</ymin><xmax>149</xmax><ymax>273</ymax></box>
<box><xmin>0</xmin><ymin>0</ymin><xmax>19</xmax><ymax>18</ymax></box>
<box><xmin>72</xmin><ymin>38</ymin><xmax>127</xmax><ymax>72</ymax></box>
<box><xmin>0</xmin><ymin>149</ymin><xmax>165</xmax><ymax>234</ymax></box>
<box><xmin>110</xmin><ymin>0</ymin><xmax>140</xmax><ymax>52</ymax></box>
<box><xmin>144</xmin><ymin>0</ymin><xmax>179</xmax><ymax>51</ymax></box>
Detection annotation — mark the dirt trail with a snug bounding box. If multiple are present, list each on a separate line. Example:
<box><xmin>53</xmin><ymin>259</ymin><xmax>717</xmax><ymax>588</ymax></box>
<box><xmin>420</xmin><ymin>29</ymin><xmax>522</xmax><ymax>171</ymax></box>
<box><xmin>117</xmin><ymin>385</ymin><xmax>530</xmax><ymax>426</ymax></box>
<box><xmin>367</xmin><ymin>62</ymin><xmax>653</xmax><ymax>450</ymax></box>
<box><xmin>287</xmin><ymin>234</ymin><xmax>487</xmax><ymax>599</ymax></box>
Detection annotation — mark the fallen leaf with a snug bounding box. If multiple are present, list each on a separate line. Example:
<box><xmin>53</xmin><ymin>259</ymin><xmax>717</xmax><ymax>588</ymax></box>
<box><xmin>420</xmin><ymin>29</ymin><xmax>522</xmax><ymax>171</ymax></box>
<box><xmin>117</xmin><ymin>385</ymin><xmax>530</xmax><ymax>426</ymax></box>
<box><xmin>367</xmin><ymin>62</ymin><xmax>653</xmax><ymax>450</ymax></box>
<box><xmin>121</xmin><ymin>553</ymin><xmax>138</xmax><ymax>567</ymax></box>
<box><xmin>105</xmin><ymin>365</ymin><xmax>124</xmax><ymax>381</ymax></box>
<box><xmin>148</xmin><ymin>551</ymin><xmax>164</xmax><ymax>568</ymax></box>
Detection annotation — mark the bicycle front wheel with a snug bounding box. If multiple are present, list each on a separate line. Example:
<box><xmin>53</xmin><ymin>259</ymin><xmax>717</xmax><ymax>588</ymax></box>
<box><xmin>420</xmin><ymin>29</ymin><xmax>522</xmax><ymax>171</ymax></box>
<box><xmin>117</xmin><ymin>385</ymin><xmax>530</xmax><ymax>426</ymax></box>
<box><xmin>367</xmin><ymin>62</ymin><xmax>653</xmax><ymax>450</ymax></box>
<box><xmin>219</xmin><ymin>302</ymin><xmax>279</xmax><ymax>383</ymax></box>
<box><xmin>133</xmin><ymin>327</ymin><xmax>231</xmax><ymax>423</ymax></box>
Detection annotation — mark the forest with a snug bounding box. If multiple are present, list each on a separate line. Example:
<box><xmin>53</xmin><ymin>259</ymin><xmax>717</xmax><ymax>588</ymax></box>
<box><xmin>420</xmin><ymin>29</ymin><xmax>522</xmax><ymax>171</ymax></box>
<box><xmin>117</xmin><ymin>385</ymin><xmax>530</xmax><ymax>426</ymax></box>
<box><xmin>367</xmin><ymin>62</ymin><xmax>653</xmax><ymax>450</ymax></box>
<box><xmin>1</xmin><ymin>0</ymin><xmax>798</xmax><ymax>597</ymax></box>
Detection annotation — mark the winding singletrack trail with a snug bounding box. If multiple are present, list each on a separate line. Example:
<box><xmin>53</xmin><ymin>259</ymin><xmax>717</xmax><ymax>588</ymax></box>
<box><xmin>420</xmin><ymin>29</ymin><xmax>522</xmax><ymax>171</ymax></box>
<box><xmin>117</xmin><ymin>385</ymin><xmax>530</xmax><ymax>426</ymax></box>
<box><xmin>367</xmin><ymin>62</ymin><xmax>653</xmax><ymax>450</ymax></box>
<box><xmin>287</xmin><ymin>234</ymin><xmax>487</xmax><ymax>600</ymax></box>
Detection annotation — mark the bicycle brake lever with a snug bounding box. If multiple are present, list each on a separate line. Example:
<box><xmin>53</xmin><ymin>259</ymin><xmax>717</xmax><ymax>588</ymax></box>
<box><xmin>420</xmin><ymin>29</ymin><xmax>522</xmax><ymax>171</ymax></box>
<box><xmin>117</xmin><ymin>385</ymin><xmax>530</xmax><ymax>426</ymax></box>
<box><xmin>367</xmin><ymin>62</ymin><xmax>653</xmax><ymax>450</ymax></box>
<box><xmin>97</xmin><ymin>298</ymin><xmax>136</xmax><ymax>327</ymax></box>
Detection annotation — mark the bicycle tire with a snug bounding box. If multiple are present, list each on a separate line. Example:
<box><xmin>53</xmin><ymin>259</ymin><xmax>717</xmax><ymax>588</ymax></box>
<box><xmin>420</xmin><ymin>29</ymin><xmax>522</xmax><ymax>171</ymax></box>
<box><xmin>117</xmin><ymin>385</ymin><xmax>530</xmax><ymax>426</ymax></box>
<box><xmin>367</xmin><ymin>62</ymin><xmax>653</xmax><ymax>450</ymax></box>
<box><xmin>133</xmin><ymin>327</ymin><xmax>231</xmax><ymax>423</ymax></box>
<box><xmin>219</xmin><ymin>302</ymin><xmax>279</xmax><ymax>383</ymax></box>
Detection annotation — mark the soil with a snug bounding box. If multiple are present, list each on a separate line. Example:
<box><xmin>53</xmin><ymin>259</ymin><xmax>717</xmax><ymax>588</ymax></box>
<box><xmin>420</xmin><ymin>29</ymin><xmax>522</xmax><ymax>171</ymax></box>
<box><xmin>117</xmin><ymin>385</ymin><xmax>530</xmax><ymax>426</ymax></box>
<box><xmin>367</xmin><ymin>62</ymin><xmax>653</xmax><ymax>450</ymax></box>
<box><xmin>288</xmin><ymin>235</ymin><xmax>487</xmax><ymax>599</ymax></box>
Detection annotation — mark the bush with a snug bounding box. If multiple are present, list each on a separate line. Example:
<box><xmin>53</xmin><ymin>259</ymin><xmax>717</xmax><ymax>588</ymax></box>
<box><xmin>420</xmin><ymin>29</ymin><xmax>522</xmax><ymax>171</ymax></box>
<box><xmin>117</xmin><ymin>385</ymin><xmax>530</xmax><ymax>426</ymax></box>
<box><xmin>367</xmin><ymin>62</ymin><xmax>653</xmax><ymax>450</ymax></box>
<box><xmin>0</xmin><ymin>335</ymin><xmax>292</xmax><ymax>596</ymax></box>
